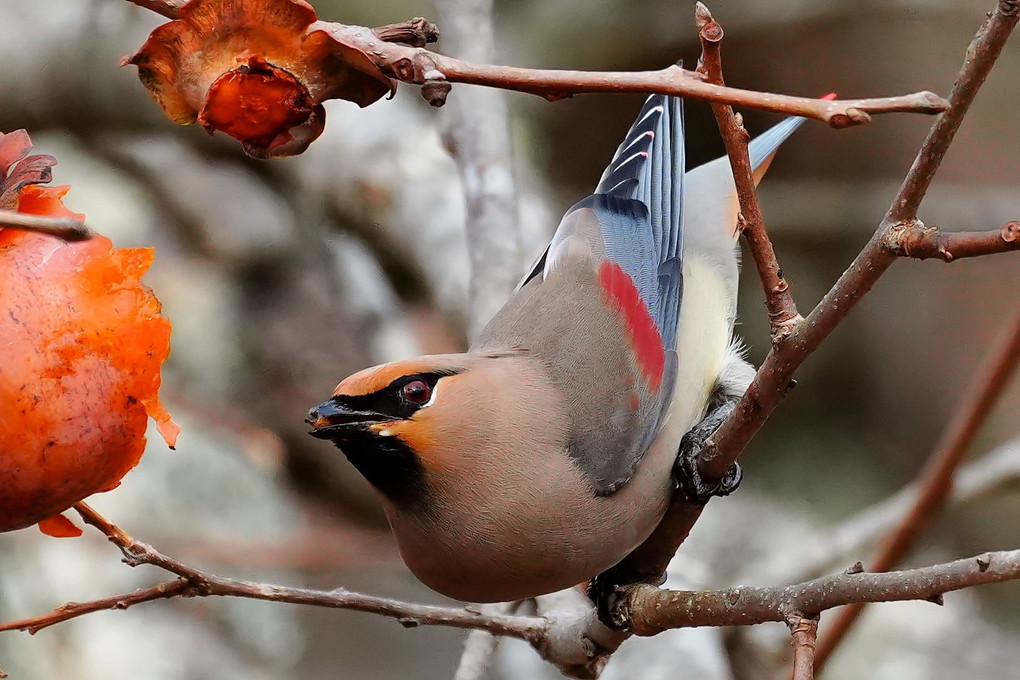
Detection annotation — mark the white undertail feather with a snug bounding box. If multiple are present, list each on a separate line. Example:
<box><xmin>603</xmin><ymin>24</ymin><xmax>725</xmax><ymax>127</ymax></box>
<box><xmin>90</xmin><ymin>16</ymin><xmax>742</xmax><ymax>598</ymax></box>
<box><xmin>717</xmin><ymin>337</ymin><xmax>756</xmax><ymax>403</ymax></box>
<box><xmin>677</xmin><ymin>117</ymin><xmax>805</xmax><ymax>408</ymax></box>
<box><xmin>657</xmin><ymin>256</ymin><xmax>733</xmax><ymax>444</ymax></box>
<box><xmin>682</xmin><ymin>115</ymin><xmax>810</xmax><ymax>313</ymax></box>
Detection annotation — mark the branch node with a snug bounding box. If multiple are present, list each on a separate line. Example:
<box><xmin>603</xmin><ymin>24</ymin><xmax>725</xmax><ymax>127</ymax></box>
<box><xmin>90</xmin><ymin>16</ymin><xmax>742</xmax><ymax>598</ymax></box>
<box><xmin>845</xmin><ymin>561</ymin><xmax>865</xmax><ymax>575</ymax></box>
<box><xmin>846</xmin><ymin>107</ymin><xmax>872</xmax><ymax>125</ymax></box>
<box><xmin>977</xmin><ymin>554</ymin><xmax>993</xmax><ymax>572</ymax></box>
<box><xmin>372</xmin><ymin>17</ymin><xmax>440</xmax><ymax>47</ymax></box>
<box><xmin>1001</xmin><ymin>220</ymin><xmax>1020</xmax><ymax>243</ymax></box>
<box><xmin>926</xmin><ymin>593</ymin><xmax>945</xmax><ymax>606</ymax></box>
<box><xmin>421</xmin><ymin>78</ymin><xmax>452</xmax><ymax>107</ymax></box>
<box><xmin>694</xmin><ymin>2</ymin><xmax>724</xmax><ymax>43</ymax></box>
<box><xmin>770</xmin><ymin>313</ymin><xmax>804</xmax><ymax>345</ymax></box>
<box><xmin>694</xmin><ymin>2</ymin><xmax>715</xmax><ymax>29</ymax></box>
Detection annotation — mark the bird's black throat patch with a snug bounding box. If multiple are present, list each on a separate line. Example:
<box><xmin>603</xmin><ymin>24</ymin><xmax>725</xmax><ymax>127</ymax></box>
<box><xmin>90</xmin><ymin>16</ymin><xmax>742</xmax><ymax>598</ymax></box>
<box><xmin>326</xmin><ymin>427</ymin><xmax>428</xmax><ymax>508</ymax></box>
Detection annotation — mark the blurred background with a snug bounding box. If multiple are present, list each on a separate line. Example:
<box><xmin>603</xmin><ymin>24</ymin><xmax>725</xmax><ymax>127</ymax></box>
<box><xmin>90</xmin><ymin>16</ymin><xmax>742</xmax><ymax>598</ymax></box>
<box><xmin>1</xmin><ymin>0</ymin><xmax>1019</xmax><ymax>678</ymax></box>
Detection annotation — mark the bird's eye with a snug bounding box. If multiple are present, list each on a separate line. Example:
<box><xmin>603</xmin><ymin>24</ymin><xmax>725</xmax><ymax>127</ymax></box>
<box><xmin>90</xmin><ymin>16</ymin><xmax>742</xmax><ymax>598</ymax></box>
<box><xmin>400</xmin><ymin>380</ymin><xmax>432</xmax><ymax>405</ymax></box>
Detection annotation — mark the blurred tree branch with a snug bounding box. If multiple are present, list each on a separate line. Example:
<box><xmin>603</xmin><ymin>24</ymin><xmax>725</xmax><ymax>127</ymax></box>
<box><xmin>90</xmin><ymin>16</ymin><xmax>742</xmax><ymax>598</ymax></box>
<box><xmin>812</xmin><ymin>310</ymin><xmax>1020</xmax><ymax>669</ymax></box>
<box><xmin>433</xmin><ymin>0</ymin><xmax>524</xmax><ymax>339</ymax></box>
<box><xmin>758</xmin><ymin>436</ymin><xmax>1020</xmax><ymax>587</ymax></box>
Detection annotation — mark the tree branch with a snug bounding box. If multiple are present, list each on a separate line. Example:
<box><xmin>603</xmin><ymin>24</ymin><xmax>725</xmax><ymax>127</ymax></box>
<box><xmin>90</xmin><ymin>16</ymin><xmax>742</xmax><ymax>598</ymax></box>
<box><xmin>454</xmin><ymin>602</ymin><xmax>519</xmax><ymax>680</ymax></box>
<box><xmin>756</xmin><ymin>437</ymin><xmax>1020</xmax><ymax>587</ymax></box>
<box><xmin>0</xmin><ymin>209</ymin><xmax>93</xmax><ymax>241</ymax></box>
<box><xmin>695</xmin><ymin>1</ymin><xmax>802</xmax><ymax>338</ymax></box>
<box><xmin>788</xmin><ymin>616</ymin><xmax>818</xmax><ymax>680</ymax></box>
<box><xmin>4</xmin><ymin>504</ymin><xmax>1020</xmax><ymax>679</ymax></box>
<box><xmin>330</xmin><ymin>19</ymin><xmax>947</xmax><ymax>124</ymax></box>
<box><xmin>622</xmin><ymin>549</ymin><xmax>1020</xmax><ymax>636</ymax></box>
<box><xmin>886</xmin><ymin>220</ymin><xmax>1020</xmax><ymax>261</ymax></box>
<box><xmin>119</xmin><ymin>0</ymin><xmax>948</xmax><ymax>125</ymax></box>
<box><xmin>0</xmin><ymin>580</ymin><xmax>191</xmax><ymax>634</ymax></box>
<box><xmin>812</xmin><ymin>310</ymin><xmax>1020</xmax><ymax>668</ymax></box>
<box><xmin>12</xmin><ymin>504</ymin><xmax>550</xmax><ymax>644</ymax></box>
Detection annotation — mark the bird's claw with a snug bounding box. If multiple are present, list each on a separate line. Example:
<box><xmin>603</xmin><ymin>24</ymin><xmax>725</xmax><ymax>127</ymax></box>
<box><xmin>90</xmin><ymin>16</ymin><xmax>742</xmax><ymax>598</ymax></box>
<box><xmin>589</xmin><ymin>567</ymin><xmax>666</xmax><ymax>629</ymax></box>
<box><xmin>673</xmin><ymin>402</ymin><xmax>742</xmax><ymax>505</ymax></box>
<box><xmin>675</xmin><ymin>451</ymin><xmax>741</xmax><ymax>505</ymax></box>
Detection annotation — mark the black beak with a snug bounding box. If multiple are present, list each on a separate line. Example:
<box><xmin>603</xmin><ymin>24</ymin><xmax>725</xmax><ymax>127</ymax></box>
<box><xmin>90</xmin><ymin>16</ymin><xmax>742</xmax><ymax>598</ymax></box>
<box><xmin>305</xmin><ymin>399</ymin><xmax>389</xmax><ymax>439</ymax></box>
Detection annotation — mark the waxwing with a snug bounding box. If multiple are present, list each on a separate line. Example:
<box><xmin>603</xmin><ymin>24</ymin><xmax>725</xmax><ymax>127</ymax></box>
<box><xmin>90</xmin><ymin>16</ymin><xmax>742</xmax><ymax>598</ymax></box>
<box><xmin>307</xmin><ymin>95</ymin><xmax>809</xmax><ymax>603</ymax></box>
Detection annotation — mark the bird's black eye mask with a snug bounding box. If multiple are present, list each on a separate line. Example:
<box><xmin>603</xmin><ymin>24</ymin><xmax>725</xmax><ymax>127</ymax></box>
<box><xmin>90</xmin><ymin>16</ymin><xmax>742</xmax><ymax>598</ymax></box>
<box><xmin>333</xmin><ymin>370</ymin><xmax>457</xmax><ymax>421</ymax></box>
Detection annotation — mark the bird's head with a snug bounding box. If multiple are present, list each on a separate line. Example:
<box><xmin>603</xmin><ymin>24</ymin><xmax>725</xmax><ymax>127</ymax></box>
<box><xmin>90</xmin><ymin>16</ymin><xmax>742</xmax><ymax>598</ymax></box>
<box><xmin>306</xmin><ymin>354</ymin><xmax>465</xmax><ymax>506</ymax></box>
<box><xmin>306</xmin><ymin>350</ymin><xmax>550</xmax><ymax>508</ymax></box>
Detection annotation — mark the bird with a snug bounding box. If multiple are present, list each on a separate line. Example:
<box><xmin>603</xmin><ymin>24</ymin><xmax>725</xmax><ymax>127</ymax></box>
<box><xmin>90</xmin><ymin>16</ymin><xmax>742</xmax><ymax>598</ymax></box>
<box><xmin>307</xmin><ymin>95</ymin><xmax>810</xmax><ymax>603</ymax></box>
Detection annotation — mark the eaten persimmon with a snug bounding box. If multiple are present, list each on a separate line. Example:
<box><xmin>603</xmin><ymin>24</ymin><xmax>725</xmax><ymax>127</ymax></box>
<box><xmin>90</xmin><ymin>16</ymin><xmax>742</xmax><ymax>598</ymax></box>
<box><xmin>0</xmin><ymin>130</ymin><xmax>178</xmax><ymax>536</ymax></box>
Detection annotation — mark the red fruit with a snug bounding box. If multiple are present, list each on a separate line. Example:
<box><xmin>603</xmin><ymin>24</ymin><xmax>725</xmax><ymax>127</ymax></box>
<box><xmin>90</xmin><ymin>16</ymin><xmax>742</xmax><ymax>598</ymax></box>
<box><xmin>0</xmin><ymin>130</ymin><xmax>178</xmax><ymax>535</ymax></box>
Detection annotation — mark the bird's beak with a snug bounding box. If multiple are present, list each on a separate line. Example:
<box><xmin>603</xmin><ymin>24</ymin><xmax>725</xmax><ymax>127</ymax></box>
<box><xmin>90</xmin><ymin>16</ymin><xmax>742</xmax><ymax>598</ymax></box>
<box><xmin>305</xmin><ymin>399</ymin><xmax>389</xmax><ymax>439</ymax></box>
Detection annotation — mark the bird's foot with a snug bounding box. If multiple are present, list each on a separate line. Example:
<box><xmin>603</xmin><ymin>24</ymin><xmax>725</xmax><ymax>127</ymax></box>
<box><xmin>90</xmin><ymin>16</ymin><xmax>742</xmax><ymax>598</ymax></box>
<box><xmin>674</xmin><ymin>401</ymin><xmax>742</xmax><ymax>505</ymax></box>
<box><xmin>588</xmin><ymin>566</ymin><xmax>665</xmax><ymax>630</ymax></box>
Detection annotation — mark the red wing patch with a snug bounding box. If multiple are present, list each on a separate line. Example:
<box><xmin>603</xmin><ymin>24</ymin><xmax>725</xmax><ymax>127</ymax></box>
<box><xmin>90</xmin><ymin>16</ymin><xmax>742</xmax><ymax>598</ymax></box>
<box><xmin>597</xmin><ymin>261</ymin><xmax>665</xmax><ymax>392</ymax></box>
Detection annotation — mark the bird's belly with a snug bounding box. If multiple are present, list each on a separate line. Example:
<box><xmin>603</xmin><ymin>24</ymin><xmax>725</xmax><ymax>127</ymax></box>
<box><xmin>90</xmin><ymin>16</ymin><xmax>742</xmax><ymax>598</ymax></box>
<box><xmin>385</xmin><ymin>452</ymin><xmax>673</xmax><ymax>603</ymax></box>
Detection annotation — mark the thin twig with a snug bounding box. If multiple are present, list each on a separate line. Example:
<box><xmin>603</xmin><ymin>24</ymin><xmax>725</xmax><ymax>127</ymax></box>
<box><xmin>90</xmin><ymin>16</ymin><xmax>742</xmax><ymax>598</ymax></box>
<box><xmin>15</xmin><ymin>504</ymin><xmax>549</xmax><ymax>643</ymax></box>
<box><xmin>622</xmin><ymin>549</ymin><xmax>1020</xmax><ymax>636</ymax></box>
<box><xmin>429</xmin><ymin>62</ymin><xmax>943</xmax><ymax>126</ymax></box>
<box><xmin>885</xmin><ymin>220</ymin><xmax>1020</xmax><ymax>260</ymax></box>
<box><xmin>696</xmin><ymin>3</ymin><xmax>802</xmax><ymax>339</ymax></box>
<box><xmin>0</xmin><ymin>581</ymin><xmax>191</xmax><ymax>634</ymax></box>
<box><xmin>812</xmin><ymin>310</ymin><xmax>1020</xmax><ymax>668</ymax></box>
<box><xmin>887</xmin><ymin>1</ymin><xmax>1020</xmax><ymax>223</ymax></box>
<box><xmin>317</xmin><ymin>19</ymin><xmax>946</xmax><ymax>126</ymax></box>
<box><xmin>0</xmin><ymin>210</ymin><xmax>92</xmax><ymax>241</ymax></box>
<box><xmin>788</xmin><ymin>616</ymin><xmax>818</xmax><ymax>680</ymax></box>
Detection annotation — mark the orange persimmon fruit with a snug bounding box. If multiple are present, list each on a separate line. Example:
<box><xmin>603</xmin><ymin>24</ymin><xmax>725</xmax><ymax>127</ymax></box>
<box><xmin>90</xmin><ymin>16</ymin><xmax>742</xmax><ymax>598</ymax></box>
<box><xmin>124</xmin><ymin>0</ymin><xmax>394</xmax><ymax>158</ymax></box>
<box><xmin>0</xmin><ymin>130</ymin><xmax>178</xmax><ymax>536</ymax></box>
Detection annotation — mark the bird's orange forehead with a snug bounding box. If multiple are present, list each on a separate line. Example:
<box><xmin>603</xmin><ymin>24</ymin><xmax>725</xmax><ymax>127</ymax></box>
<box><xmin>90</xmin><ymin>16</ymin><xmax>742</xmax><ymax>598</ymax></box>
<box><xmin>333</xmin><ymin>359</ymin><xmax>441</xmax><ymax>397</ymax></box>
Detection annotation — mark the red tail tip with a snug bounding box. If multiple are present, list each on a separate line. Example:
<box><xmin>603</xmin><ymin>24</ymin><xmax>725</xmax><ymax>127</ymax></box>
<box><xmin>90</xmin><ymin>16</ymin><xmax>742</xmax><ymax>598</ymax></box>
<box><xmin>821</xmin><ymin>92</ymin><xmax>838</xmax><ymax>101</ymax></box>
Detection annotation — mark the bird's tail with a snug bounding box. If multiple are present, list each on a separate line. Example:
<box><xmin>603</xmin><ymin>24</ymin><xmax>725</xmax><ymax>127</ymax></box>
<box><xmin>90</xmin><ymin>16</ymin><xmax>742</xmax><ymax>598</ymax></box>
<box><xmin>681</xmin><ymin>95</ymin><xmax>831</xmax><ymax>303</ymax></box>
